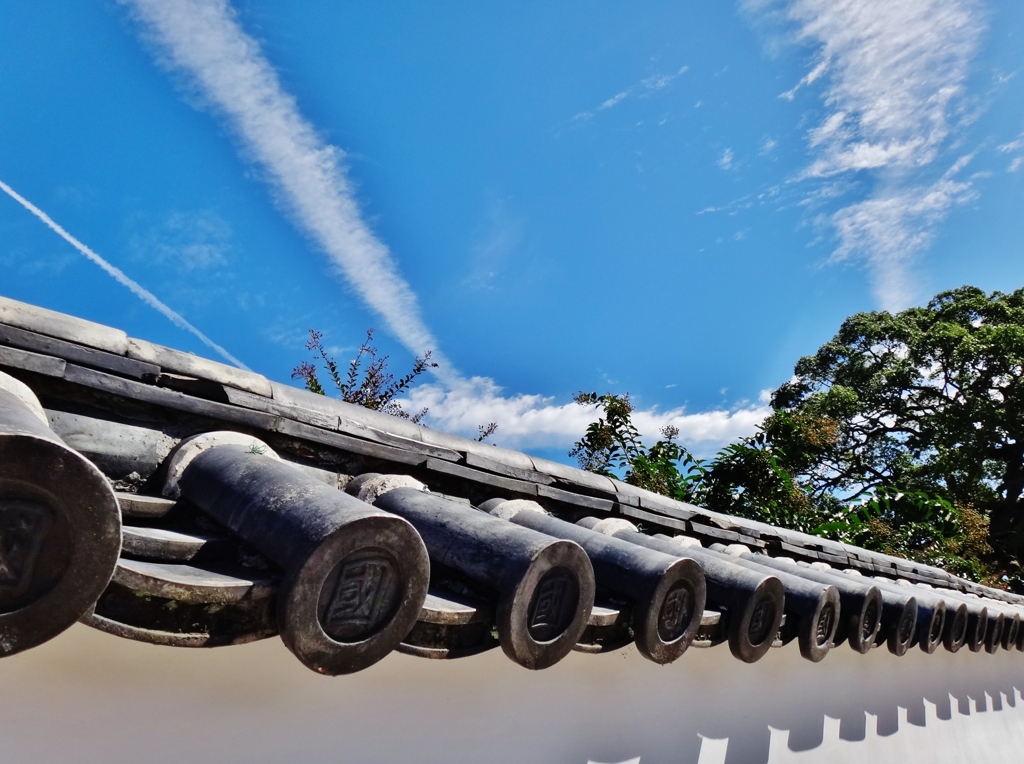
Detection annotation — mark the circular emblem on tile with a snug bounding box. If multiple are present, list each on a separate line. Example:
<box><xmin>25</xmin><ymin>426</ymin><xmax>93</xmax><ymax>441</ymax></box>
<box><xmin>317</xmin><ymin>548</ymin><xmax>402</xmax><ymax>643</ymax></box>
<box><xmin>657</xmin><ymin>581</ymin><xmax>694</xmax><ymax>643</ymax></box>
<box><xmin>816</xmin><ymin>601</ymin><xmax>836</xmax><ymax>647</ymax></box>
<box><xmin>748</xmin><ymin>599</ymin><xmax>775</xmax><ymax>645</ymax></box>
<box><xmin>527</xmin><ymin>567</ymin><xmax>578</xmax><ymax>642</ymax></box>
<box><xmin>861</xmin><ymin>599</ymin><xmax>880</xmax><ymax>643</ymax></box>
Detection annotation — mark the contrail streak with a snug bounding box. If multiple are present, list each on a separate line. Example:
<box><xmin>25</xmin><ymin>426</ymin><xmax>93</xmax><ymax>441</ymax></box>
<box><xmin>0</xmin><ymin>178</ymin><xmax>249</xmax><ymax>370</ymax></box>
<box><xmin>122</xmin><ymin>0</ymin><xmax>458</xmax><ymax>384</ymax></box>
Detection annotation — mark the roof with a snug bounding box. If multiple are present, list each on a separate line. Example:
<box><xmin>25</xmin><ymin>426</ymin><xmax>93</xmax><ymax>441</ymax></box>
<box><xmin>1</xmin><ymin>294</ymin><xmax>1022</xmax><ymax>674</ymax></box>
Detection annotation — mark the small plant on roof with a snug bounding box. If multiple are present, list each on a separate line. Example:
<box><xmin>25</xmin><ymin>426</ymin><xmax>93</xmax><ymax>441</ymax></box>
<box><xmin>476</xmin><ymin>422</ymin><xmax>499</xmax><ymax>442</ymax></box>
<box><xmin>293</xmin><ymin>328</ymin><xmax>500</xmax><ymax>441</ymax></box>
<box><xmin>292</xmin><ymin>328</ymin><xmax>437</xmax><ymax>423</ymax></box>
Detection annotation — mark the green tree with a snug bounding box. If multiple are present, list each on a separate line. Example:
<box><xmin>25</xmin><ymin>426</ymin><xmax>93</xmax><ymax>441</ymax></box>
<box><xmin>568</xmin><ymin>392</ymin><xmax>700</xmax><ymax>498</ymax></box>
<box><xmin>568</xmin><ymin>395</ymin><xmax>824</xmax><ymax>530</ymax></box>
<box><xmin>694</xmin><ymin>426</ymin><xmax>820</xmax><ymax>532</ymax></box>
<box><xmin>770</xmin><ymin>286</ymin><xmax>1024</xmax><ymax>571</ymax></box>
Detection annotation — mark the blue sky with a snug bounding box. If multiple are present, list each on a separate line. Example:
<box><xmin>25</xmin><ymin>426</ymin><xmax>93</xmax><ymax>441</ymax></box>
<box><xmin>2</xmin><ymin>0</ymin><xmax>1023</xmax><ymax>463</ymax></box>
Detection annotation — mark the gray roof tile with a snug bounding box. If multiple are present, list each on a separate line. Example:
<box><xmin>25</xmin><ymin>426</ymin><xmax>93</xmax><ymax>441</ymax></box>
<box><xmin>127</xmin><ymin>338</ymin><xmax>272</xmax><ymax>397</ymax></box>
<box><xmin>0</xmin><ymin>295</ymin><xmax>128</xmax><ymax>354</ymax></box>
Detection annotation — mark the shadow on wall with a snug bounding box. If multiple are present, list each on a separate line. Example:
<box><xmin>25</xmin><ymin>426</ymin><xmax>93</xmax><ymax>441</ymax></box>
<box><xmin>568</xmin><ymin>635</ymin><xmax>1024</xmax><ymax>764</ymax></box>
<box><xmin>672</xmin><ymin>645</ymin><xmax>1024</xmax><ymax>764</ymax></box>
<box><xmin>1</xmin><ymin>624</ymin><xmax>1023</xmax><ymax>764</ymax></box>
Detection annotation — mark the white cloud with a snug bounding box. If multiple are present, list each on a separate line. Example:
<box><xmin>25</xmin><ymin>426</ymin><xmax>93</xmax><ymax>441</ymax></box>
<box><xmin>600</xmin><ymin>92</ymin><xmax>629</xmax><ymax>110</ymax></box>
<box><xmin>406</xmin><ymin>377</ymin><xmax>770</xmax><ymax>454</ymax></box>
<box><xmin>780</xmin><ymin>57</ymin><xmax>830</xmax><ymax>101</ymax></box>
<box><xmin>1009</xmin><ymin>157</ymin><xmax>1023</xmax><ymax>173</ymax></box>
<box><xmin>641</xmin><ymin>74</ymin><xmax>673</xmax><ymax>91</ymax></box>
<box><xmin>806</xmin><ymin>111</ymin><xmax>848</xmax><ymax>150</ymax></box>
<box><xmin>760</xmin><ymin>137</ymin><xmax>779</xmax><ymax>155</ymax></box>
<box><xmin>997</xmin><ymin>136</ymin><xmax>1024</xmax><ymax>153</ymax></box>
<box><xmin>750</xmin><ymin>0</ymin><xmax>984</xmax><ymax>310</ymax></box>
<box><xmin>718</xmin><ymin>148</ymin><xmax>735</xmax><ymax>170</ymax></box>
<box><xmin>122</xmin><ymin>0</ymin><xmax>455</xmax><ymax>382</ymax></box>
<box><xmin>785</xmin><ymin>0</ymin><xmax>981</xmax><ymax>177</ymax></box>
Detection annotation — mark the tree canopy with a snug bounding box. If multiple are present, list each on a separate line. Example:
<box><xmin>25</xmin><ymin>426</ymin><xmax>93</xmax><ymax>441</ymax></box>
<box><xmin>772</xmin><ymin>286</ymin><xmax>1024</xmax><ymax>554</ymax></box>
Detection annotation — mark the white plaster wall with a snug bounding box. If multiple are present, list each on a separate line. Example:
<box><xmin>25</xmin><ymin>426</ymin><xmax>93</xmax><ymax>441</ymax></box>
<box><xmin>1</xmin><ymin>623</ymin><xmax>1023</xmax><ymax>764</ymax></box>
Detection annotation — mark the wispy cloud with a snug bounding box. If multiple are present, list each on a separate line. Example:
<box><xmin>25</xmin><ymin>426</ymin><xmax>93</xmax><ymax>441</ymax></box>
<box><xmin>463</xmin><ymin>198</ymin><xmax>522</xmax><ymax>291</ymax></box>
<box><xmin>829</xmin><ymin>158</ymin><xmax>977</xmax><ymax>309</ymax></box>
<box><xmin>122</xmin><ymin>0</ymin><xmax>454</xmax><ymax>381</ymax></box>
<box><xmin>128</xmin><ymin>209</ymin><xmax>233</xmax><ymax>271</ymax></box>
<box><xmin>406</xmin><ymin>378</ymin><xmax>770</xmax><ymax>454</ymax></box>
<box><xmin>600</xmin><ymin>92</ymin><xmax>629</xmax><ymax>111</ymax></box>
<box><xmin>999</xmin><ymin>133</ymin><xmax>1024</xmax><ymax>172</ymax></box>
<box><xmin>785</xmin><ymin>0</ymin><xmax>981</xmax><ymax>179</ymax></box>
<box><xmin>0</xmin><ymin>178</ymin><xmax>247</xmax><ymax>368</ymax></box>
<box><xmin>718</xmin><ymin>148</ymin><xmax>735</xmax><ymax>170</ymax></box>
<box><xmin>695</xmin><ymin>184</ymin><xmax>783</xmax><ymax>217</ymax></box>
<box><xmin>998</xmin><ymin>135</ymin><xmax>1024</xmax><ymax>153</ymax></box>
<box><xmin>748</xmin><ymin>0</ymin><xmax>984</xmax><ymax>311</ymax></box>
<box><xmin>573</xmin><ymin>65</ymin><xmax>689</xmax><ymax>122</ymax></box>
<box><xmin>640</xmin><ymin>73</ymin><xmax>675</xmax><ymax>91</ymax></box>
<box><xmin>779</xmin><ymin>58</ymin><xmax>829</xmax><ymax>101</ymax></box>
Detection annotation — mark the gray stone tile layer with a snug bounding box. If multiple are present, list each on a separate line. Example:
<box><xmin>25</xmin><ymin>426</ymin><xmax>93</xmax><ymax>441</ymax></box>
<box><xmin>0</xmin><ymin>296</ymin><xmax>128</xmax><ymax>354</ymax></box>
<box><xmin>0</xmin><ymin>345</ymin><xmax>67</xmax><ymax>378</ymax></box>
<box><xmin>425</xmin><ymin>457</ymin><xmax>540</xmax><ymax>497</ymax></box>
<box><xmin>127</xmin><ymin>338</ymin><xmax>271</xmax><ymax>397</ymax></box>
<box><xmin>0</xmin><ymin>324</ymin><xmax>158</xmax><ymax>379</ymax></box>
<box><xmin>63</xmin><ymin>364</ymin><xmax>277</xmax><ymax>431</ymax></box>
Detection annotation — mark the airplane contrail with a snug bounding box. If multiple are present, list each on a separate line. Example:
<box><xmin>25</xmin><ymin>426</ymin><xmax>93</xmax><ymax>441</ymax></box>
<box><xmin>121</xmin><ymin>0</ymin><xmax>457</xmax><ymax>384</ymax></box>
<box><xmin>0</xmin><ymin>178</ymin><xmax>249</xmax><ymax>370</ymax></box>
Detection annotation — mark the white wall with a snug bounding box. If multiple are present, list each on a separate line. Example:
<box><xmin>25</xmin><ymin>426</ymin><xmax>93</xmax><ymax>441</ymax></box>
<box><xmin>1</xmin><ymin>624</ymin><xmax>1023</xmax><ymax>764</ymax></box>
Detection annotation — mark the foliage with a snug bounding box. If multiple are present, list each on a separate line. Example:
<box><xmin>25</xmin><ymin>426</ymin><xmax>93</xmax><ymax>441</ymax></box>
<box><xmin>817</xmin><ymin>490</ymin><xmax>996</xmax><ymax>583</ymax></box>
<box><xmin>570</xmin><ymin>390</ymin><xmax>993</xmax><ymax>580</ymax></box>
<box><xmin>771</xmin><ymin>285</ymin><xmax>1024</xmax><ymax>584</ymax></box>
<box><xmin>292</xmin><ymin>328</ymin><xmax>436</xmax><ymax>423</ymax></box>
<box><xmin>689</xmin><ymin>427</ymin><xmax>819</xmax><ymax>532</ymax></box>
<box><xmin>568</xmin><ymin>392</ymin><xmax>696</xmax><ymax>497</ymax></box>
<box><xmin>568</xmin><ymin>392</ymin><xmax>641</xmax><ymax>476</ymax></box>
<box><xmin>568</xmin><ymin>394</ymin><xmax>822</xmax><ymax>527</ymax></box>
